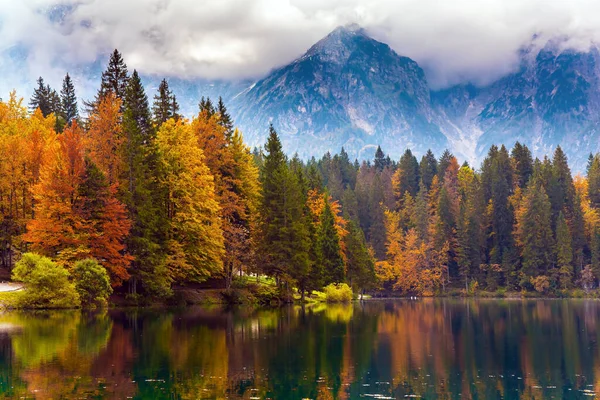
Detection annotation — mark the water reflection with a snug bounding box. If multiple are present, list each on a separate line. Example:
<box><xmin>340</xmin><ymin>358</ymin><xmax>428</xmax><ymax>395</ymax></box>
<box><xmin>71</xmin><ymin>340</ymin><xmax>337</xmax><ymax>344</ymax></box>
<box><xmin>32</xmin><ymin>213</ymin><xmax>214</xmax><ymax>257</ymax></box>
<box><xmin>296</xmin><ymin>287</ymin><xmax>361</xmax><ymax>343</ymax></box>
<box><xmin>0</xmin><ymin>300</ymin><xmax>599</xmax><ymax>398</ymax></box>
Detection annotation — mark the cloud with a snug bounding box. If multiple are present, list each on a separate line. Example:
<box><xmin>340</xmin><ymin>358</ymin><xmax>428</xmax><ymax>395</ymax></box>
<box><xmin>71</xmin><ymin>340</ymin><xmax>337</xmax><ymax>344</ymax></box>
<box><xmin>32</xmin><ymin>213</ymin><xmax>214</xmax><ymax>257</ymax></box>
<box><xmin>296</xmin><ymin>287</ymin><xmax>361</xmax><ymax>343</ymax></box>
<box><xmin>2</xmin><ymin>0</ymin><xmax>600</xmax><ymax>97</ymax></box>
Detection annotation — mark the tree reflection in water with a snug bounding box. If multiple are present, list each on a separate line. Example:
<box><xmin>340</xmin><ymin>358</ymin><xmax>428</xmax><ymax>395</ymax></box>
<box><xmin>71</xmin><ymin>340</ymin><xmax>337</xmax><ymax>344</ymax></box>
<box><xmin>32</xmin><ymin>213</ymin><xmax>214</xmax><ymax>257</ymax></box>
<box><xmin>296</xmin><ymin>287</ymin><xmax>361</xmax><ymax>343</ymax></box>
<box><xmin>0</xmin><ymin>300</ymin><xmax>598</xmax><ymax>399</ymax></box>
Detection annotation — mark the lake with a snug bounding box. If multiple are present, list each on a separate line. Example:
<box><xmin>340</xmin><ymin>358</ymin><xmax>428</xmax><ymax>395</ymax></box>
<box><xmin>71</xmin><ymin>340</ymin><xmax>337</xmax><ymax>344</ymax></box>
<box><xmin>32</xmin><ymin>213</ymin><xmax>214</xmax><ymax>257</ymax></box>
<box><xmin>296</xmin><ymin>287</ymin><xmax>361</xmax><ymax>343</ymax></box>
<box><xmin>0</xmin><ymin>300</ymin><xmax>598</xmax><ymax>399</ymax></box>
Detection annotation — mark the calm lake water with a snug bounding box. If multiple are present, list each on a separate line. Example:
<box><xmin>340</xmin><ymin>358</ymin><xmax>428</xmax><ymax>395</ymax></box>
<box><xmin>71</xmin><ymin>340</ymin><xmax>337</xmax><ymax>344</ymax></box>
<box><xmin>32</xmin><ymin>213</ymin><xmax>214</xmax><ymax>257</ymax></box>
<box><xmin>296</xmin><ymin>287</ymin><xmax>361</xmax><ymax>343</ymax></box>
<box><xmin>0</xmin><ymin>300</ymin><xmax>599</xmax><ymax>399</ymax></box>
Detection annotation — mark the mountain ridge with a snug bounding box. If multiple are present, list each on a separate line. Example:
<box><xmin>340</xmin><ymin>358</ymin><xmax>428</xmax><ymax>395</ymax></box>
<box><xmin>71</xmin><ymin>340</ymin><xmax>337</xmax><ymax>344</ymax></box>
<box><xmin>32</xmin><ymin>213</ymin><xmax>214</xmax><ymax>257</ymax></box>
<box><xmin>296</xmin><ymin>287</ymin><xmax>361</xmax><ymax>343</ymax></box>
<box><xmin>219</xmin><ymin>25</ymin><xmax>600</xmax><ymax>171</ymax></box>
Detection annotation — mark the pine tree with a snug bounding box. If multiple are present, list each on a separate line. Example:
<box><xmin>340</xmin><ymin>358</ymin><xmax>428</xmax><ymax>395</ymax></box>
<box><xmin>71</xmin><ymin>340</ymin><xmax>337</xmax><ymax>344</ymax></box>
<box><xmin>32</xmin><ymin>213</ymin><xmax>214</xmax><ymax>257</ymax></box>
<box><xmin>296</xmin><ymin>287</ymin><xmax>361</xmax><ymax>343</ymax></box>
<box><xmin>515</xmin><ymin>175</ymin><xmax>554</xmax><ymax>286</ymax></box>
<box><xmin>555</xmin><ymin>211</ymin><xmax>573</xmax><ymax>289</ymax></box>
<box><xmin>437</xmin><ymin>149</ymin><xmax>454</xmax><ymax>180</ymax></box>
<box><xmin>548</xmin><ymin>146</ymin><xmax>575</xmax><ymax>225</ymax></box>
<box><xmin>511</xmin><ymin>142</ymin><xmax>533</xmax><ymax>188</ymax></box>
<box><xmin>373</xmin><ymin>146</ymin><xmax>388</xmax><ymax>171</ymax></box>
<box><xmin>259</xmin><ymin>125</ymin><xmax>311</xmax><ymax>286</ymax></box>
<box><xmin>368</xmin><ymin>174</ymin><xmax>387</xmax><ymax>260</ymax></box>
<box><xmin>30</xmin><ymin>77</ymin><xmax>59</xmax><ymax>117</ymax></box>
<box><xmin>121</xmin><ymin>70</ymin><xmax>169</xmax><ymax>295</ymax></box>
<box><xmin>481</xmin><ymin>145</ymin><xmax>514</xmax><ymax>265</ymax></box>
<box><xmin>588</xmin><ymin>155</ymin><xmax>600</xmax><ymax>208</ymax></box>
<box><xmin>199</xmin><ymin>96</ymin><xmax>215</xmax><ymax>117</ymax></box>
<box><xmin>394</xmin><ymin>149</ymin><xmax>420</xmax><ymax>203</ymax></box>
<box><xmin>344</xmin><ymin>219</ymin><xmax>376</xmax><ymax>295</ymax></box>
<box><xmin>419</xmin><ymin>149</ymin><xmax>438</xmax><ymax>190</ymax></box>
<box><xmin>216</xmin><ymin>96</ymin><xmax>234</xmax><ymax>140</ymax></box>
<box><xmin>99</xmin><ymin>49</ymin><xmax>129</xmax><ymax>101</ymax></box>
<box><xmin>318</xmin><ymin>195</ymin><xmax>345</xmax><ymax>285</ymax></box>
<box><xmin>60</xmin><ymin>73</ymin><xmax>78</xmax><ymax>127</ymax></box>
<box><xmin>152</xmin><ymin>78</ymin><xmax>179</xmax><ymax>125</ymax></box>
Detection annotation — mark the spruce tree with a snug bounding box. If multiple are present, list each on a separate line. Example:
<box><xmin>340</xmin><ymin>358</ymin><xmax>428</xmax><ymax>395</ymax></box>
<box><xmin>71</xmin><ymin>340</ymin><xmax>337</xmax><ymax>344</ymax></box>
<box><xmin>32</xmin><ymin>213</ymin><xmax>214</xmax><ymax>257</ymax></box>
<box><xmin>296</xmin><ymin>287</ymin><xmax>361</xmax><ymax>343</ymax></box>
<box><xmin>317</xmin><ymin>195</ymin><xmax>345</xmax><ymax>285</ymax></box>
<box><xmin>368</xmin><ymin>174</ymin><xmax>387</xmax><ymax>260</ymax></box>
<box><xmin>259</xmin><ymin>125</ymin><xmax>310</xmax><ymax>286</ymax></box>
<box><xmin>588</xmin><ymin>155</ymin><xmax>600</xmax><ymax>208</ymax></box>
<box><xmin>419</xmin><ymin>149</ymin><xmax>438</xmax><ymax>190</ymax></box>
<box><xmin>481</xmin><ymin>145</ymin><xmax>514</xmax><ymax>265</ymax></box>
<box><xmin>152</xmin><ymin>78</ymin><xmax>180</xmax><ymax>125</ymax></box>
<box><xmin>511</xmin><ymin>142</ymin><xmax>533</xmax><ymax>188</ymax></box>
<box><xmin>373</xmin><ymin>146</ymin><xmax>388</xmax><ymax>171</ymax></box>
<box><xmin>548</xmin><ymin>146</ymin><xmax>575</xmax><ymax>226</ymax></box>
<box><xmin>30</xmin><ymin>77</ymin><xmax>55</xmax><ymax>116</ymax></box>
<box><xmin>216</xmin><ymin>96</ymin><xmax>234</xmax><ymax>139</ymax></box>
<box><xmin>437</xmin><ymin>149</ymin><xmax>454</xmax><ymax>180</ymax></box>
<box><xmin>345</xmin><ymin>219</ymin><xmax>376</xmax><ymax>296</ymax></box>
<box><xmin>395</xmin><ymin>149</ymin><xmax>420</xmax><ymax>200</ymax></box>
<box><xmin>99</xmin><ymin>49</ymin><xmax>129</xmax><ymax>101</ymax></box>
<box><xmin>515</xmin><ymin>175</ymin><xmax>554</xmax><ymax>286</ymax></box>
<box><xmin>60</xmin><ymin>73</ymin><xmax>79</xmax><ymax>127</ymax></box>
<box><xmin>199</xmin><ymin>96</ymin><xmax>215</xmax><ymax>116</ymax></box>
<box><xmin>555</xmin><ymin>211</ymin><xmax>573</xmax><ymax>288</ymax></box>
<box><xmin>122</xmin><ymin>70</ymin><xmax>168</xmax><ymax>295</ymax></box>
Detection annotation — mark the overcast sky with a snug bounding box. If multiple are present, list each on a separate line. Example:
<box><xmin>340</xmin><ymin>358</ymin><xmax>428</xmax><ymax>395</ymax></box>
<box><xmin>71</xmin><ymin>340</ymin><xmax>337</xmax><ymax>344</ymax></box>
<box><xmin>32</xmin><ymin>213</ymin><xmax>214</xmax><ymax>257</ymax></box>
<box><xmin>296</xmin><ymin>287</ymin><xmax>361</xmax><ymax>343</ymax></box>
<box><xmin>1</xmin><ymin>0</ymin><xmax>600</xmax><ymax>98</ymax></box>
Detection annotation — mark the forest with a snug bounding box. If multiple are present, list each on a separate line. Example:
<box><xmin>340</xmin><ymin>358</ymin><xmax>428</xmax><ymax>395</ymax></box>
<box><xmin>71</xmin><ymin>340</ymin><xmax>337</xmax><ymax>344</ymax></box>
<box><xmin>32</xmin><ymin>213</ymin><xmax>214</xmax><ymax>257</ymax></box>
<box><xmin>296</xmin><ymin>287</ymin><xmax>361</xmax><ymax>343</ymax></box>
<box><xmin>3</xmin><ymin>49</ymin><xmax>600</xmax><ymax>300</ymax></box>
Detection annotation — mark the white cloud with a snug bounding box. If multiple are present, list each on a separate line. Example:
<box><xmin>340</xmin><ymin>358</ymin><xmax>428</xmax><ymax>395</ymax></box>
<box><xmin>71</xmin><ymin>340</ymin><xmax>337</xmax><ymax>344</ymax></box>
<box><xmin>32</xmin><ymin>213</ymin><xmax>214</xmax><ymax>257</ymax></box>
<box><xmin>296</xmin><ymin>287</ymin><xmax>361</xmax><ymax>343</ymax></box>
<box><xmin>2</xmin><ymin>0</ymin><xmax>600</xmax><ymax>97</ymax></box>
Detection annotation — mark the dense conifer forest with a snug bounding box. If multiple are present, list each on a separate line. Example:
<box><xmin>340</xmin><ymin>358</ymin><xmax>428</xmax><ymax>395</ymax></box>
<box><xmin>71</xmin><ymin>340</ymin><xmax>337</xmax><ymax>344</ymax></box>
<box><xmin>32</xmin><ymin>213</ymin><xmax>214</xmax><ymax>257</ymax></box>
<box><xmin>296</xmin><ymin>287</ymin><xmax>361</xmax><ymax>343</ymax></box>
<box><xmin>3</xmin><ymin>49</ymin><xmax>600</xmax><ymax>299</ymax></box>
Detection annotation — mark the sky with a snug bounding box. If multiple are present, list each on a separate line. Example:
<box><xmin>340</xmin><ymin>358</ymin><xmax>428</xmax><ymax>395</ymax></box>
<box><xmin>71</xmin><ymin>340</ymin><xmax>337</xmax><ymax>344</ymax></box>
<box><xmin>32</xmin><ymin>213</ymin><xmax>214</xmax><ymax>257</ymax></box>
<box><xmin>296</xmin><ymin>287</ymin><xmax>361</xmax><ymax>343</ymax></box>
<box><xmin>1</xmin><ymin>0</ymin><xmax>600</xmax><ymax>98</ymax></box>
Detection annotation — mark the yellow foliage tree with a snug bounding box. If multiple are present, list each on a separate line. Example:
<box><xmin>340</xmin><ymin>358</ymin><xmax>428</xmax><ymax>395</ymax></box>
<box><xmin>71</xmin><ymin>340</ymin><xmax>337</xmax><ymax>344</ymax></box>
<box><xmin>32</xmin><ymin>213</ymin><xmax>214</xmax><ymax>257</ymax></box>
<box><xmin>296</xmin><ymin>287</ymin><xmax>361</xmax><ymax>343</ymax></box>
<box><xmin>377</xmin><ymin>210</ymin><xmax>447</xmax><ymax>295</ymax></box>
<box><xmin>156</xmin><ymin>118</ymin><xmax>224</xmax><ymax>282</ymax></box>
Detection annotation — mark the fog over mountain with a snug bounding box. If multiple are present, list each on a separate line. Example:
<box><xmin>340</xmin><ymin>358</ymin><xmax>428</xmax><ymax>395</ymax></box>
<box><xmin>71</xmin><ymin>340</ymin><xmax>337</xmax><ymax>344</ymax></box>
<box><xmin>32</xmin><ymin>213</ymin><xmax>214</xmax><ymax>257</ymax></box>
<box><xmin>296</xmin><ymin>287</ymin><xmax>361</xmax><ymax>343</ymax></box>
<box><xmin>4</xmin><ymin>1</ymin><xmax>600</xmax><ymax>168</ymax></box>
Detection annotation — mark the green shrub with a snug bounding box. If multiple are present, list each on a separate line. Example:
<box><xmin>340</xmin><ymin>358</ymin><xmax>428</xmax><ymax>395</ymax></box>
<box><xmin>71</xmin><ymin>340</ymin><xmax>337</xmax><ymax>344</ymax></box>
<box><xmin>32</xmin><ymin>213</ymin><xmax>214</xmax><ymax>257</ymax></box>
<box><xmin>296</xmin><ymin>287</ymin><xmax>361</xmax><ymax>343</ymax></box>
<box><xmin>12</xmin><ymin>253</ymin><xmax>80</xmax><ymax>309</ymax></box>
<box><xmin>324</xmin><ymin>283</ymin><xmax>353</xmax><ymax>303</ymax></box>
<box><xmin>72</xmin><ymin>259</ymin><xmax>113</xmax><ymax>308</ymax></box>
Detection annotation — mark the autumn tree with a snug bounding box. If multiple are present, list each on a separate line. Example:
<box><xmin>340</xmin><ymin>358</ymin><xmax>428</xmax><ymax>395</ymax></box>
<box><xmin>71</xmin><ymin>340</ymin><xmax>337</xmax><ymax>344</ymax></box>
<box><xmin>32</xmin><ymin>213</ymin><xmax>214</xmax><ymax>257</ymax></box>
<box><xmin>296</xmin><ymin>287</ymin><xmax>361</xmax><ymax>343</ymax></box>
<box><xmin>25</xmin><ymin>123</ymin><xmax>131</xmax><ymax>285</ymax></box>
<box><xmin>156</xmin><ymin>118</ymin><xmax>224</xmax><ymax>282</ymax></box>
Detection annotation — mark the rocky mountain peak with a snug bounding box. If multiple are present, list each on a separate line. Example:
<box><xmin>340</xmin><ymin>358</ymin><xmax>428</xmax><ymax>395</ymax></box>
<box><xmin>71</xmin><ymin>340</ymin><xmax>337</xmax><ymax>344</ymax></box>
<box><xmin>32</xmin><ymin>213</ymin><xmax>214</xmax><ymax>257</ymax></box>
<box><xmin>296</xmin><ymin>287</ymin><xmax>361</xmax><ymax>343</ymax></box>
<box><xmin>303</xmin><ymin>23</ymin><xmax>372</xmax><ymax>63</ymax></box>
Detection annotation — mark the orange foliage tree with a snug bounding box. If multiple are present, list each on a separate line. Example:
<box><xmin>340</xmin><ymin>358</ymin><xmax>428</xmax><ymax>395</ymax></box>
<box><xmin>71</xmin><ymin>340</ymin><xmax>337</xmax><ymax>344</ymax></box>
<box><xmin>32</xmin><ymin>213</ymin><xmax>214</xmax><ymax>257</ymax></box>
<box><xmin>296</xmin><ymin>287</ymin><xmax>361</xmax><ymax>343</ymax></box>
<box><xmin>377</xmin><ymin>210</ymin><xmax>448</xmax><ymax>295</ymax></box>
<box><xmin>24</xmin><ymin>122</ymin><xmax>132</xmax><ymax>285</ymax></box>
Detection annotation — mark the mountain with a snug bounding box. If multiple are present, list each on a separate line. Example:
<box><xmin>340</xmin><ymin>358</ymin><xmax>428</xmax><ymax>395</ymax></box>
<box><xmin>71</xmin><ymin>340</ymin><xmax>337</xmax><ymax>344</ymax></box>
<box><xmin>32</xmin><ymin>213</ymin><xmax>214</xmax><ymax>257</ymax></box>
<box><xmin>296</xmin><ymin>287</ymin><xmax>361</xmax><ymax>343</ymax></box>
<box><xmin>219</xmin><ymin>26</ymin><xmax>600</xmax><ymax>171</ymax></box>
<box><xmin>9</xmin><ymin>19</ymin><xmax>600</xmax><ymax>170</ymax></box>
<box><xmin>433</xmin><ymin>43</ymin><xmax>600</xmax><ymax>170</ymax></box>
<box><xmin>227</xmin><ymin>24</ymin><xmax>448</xmax><ymax>161</ymax></box>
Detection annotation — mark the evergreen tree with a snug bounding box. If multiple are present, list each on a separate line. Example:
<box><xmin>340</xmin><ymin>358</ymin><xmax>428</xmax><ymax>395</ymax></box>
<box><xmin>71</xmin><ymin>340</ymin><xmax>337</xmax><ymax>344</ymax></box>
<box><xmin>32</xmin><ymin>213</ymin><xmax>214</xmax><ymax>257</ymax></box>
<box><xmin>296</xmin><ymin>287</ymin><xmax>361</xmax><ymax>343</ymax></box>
<box><xmin>199</xmin><ymin>96</ymin><xmax>215</xmax><ymax>116</ymax></box>
<box><xmin>437</xmin><ymin>149</ymin><xmax>454</xmax><ymax>180</ymax></box>
<box><xmin>216</xmin><ymin>96</ymin><xmax>234</xmax><ymax>139</ymax></box>
<box><xmin>121</xmin><ymin>70</ymin><xmax>168</xmax><ymax>295</ymax></box>
<box><xmin>555</xmin><ymin>211</ymin><xmax>573</xmax><ymax>288</ymax></box>
<box><xmin>99</xmin><ymin>49</ymin><xmax>129</xmax><ymax>101</ymax></box>
<box><xmin>481</xmin><ymin>145</ymin><xmax>514</xmax><ymax>265</ymax></box>
<box><xmin>29</xmin><ymin>77</ymin><xmax>58</xmax><ymax>117</ymax></box>
<box><xmin>515</xmin><ymin>175</ymin><xmax>554</xmax><ymax>286</ymax></box>
<box><xmin>419</xmin><ymin>149</ymin><xmax>438</xmax><ymax>190</ymax></box>
<box><xmin>152</xmin><ymin>78</ymin><xmax>179</xmax><ymax>125</ymax></box>
<box><xmin>259</xmin><ymin>126</ymin><xmax>310</xmax><ymax>286</ymax></box>
<box><xmin>60</xmin><ymin>73</ymin><xmax>79</xmax><ymax>127</ymax></box>
<box><xmin>394</xmin><ymin>149</ymin><xmax>420</xmax><ymax>201</ymax></box>
<box><xmin>588</xmin><ymin>155</ymin><xmax>600</xmax><ymax>208</ymax></box>
<box><xmin>373</xmin><ymin>146</ymin><xmax>388</xmax><ymax>171</ymax></box>
<box><xmin>548</xmin><ymin>146</ymin><xmax>575</xmax><ymax>226</ymax></box>
<box><xmin>511</xmin><ymin>142</ymin><xmax>533</xmax><ymax>188</ymax></box>
<box><xmin>345</xmin><ymin>219</ymin><xmax>376</xmax><ymax>295</ymax></box>
<box><xmin>368</xmin><ymin>174</ymin><xmax>387</xmax><ymax>260</ymax></box>
<box><xmin>317</xmin><ymin>195</ymin><xmax>345</xmax><ymax>285</ymax></box>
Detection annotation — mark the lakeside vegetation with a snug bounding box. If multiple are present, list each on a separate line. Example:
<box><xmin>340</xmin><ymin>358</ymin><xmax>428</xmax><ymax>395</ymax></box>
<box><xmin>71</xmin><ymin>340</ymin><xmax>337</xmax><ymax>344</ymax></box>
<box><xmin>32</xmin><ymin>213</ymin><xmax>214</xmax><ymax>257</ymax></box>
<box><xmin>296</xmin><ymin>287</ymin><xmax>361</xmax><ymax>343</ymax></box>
<box><xmin>2</xmin><ymin>49</ymin><xmax>600</xmax><ymax>308</ymax></box>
